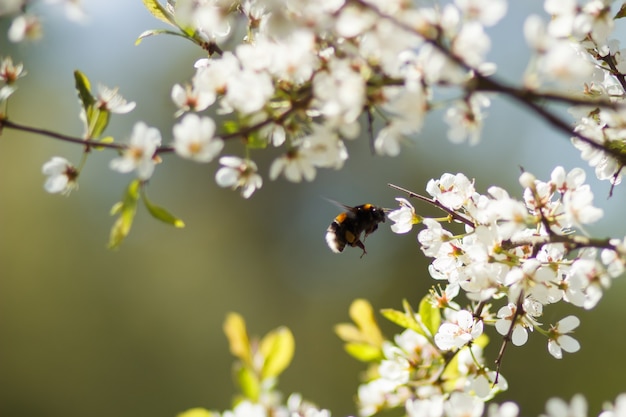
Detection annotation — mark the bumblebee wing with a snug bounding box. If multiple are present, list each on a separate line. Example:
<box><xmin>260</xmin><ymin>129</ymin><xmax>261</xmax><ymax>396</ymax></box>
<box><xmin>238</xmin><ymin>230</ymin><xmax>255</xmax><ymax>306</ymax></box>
<box><xmin>323</xmin><ymin>197</ymin><xmax>354</xmax><ymax>211</ymax></box>
<box><xmin>324</xmin><ymin>198</ymin><xmax>359</xmax><ymax>221</ymax></box>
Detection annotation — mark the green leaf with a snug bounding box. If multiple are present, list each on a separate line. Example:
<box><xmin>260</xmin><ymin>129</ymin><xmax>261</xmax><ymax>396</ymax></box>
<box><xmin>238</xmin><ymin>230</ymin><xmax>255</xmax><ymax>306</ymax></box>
<box><xmin>223</xmin><ymin>313</ymin><xmax>252</xmax><ymax>367</ymax></box>
<box><xmin>89</xmin><ymin>108</ymin><xmax>110</xmax><ymax>139</ymax></box>
<box><xmin>141</xmin><ymin>189</ymin><xmax>185</xmax><ymax>228</ymax></box>
<box><xmin>236</xmin><ymin>365</ymin><xmax>260</xmax><ymax>402</ymax></box>
<box><xmin>246</xmin><ymin>131</ymin><xmax>268</xmax><ymax>149</ymax></box>
<box><xmin>334</xmin><ymin>323</ymin><xmax>364</xmax><ymax>343</ymax></box>
<box><xmin>222</xmin><ymin>120</ymin><xmax>240</xmax><ymax>135</ymax></box>
<box><xmin>135</xmin><ymin>28</ymin><xmax>191</xmax><ymax>45</ymax></box>
<box><xmin>92</xmin><ymin>136</ymin><xmax>114</xmax><ymax>151</ymax></box>
<box><xmin>344</xmin><ymin>342</ymin><xmax>383</xmax><ymax>362</ymax></box>
<box><xmin>349</xmin><ymin>299</ymin><xmax>383</xmax><ymax>346</ymax></box>
<box><xmin>616</xmin><ymin>3</ymin><xmax>626</xmax><ymax>19</ymax></box>
<box><xmin>418</xmin><ymin>295</ymin><xmax>441</xmax><ymax>337</ymax></box>
<box><xmin>74</xmin><ymin>70</ymin><xmax>94</xmax><ymax>111</ymax></box>
<box><xmin>107</xmin><ymin>179</ymin><xmax>141</xmax><ymax>249</ymax></box>
<box><xmin>380</xmin><ymin>307</ymin><xmax>423</xmax><ymax>335</ymax></box>
<box><xmin>259</xmin><ymin>326</ymin><xmax>294</xmax><ymax>380</ymax></box>
<box><xmin>141</xmin><ymin>0</ymin><xmax>176</xmax><ymax>26</ymax></box>
<box><xmin>177</xmin><ymin>409</ymin><xmax>215</xmax><ymax>417</ymax></box>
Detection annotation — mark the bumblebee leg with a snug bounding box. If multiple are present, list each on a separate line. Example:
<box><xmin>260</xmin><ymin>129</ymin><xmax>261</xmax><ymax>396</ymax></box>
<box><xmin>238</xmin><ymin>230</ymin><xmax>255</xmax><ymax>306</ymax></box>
<box><xmin>355</xmin><ymin>240</ymin><xmax>367</xmax><ymax>258</ymax></box>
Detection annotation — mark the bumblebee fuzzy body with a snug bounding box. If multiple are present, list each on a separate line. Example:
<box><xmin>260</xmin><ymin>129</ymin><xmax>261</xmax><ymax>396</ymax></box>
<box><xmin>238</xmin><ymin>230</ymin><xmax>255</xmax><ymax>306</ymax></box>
<box><xmin>325</xmin><ymin>203</ymin><xmax>386</xmax><ymax>258</ymax></box>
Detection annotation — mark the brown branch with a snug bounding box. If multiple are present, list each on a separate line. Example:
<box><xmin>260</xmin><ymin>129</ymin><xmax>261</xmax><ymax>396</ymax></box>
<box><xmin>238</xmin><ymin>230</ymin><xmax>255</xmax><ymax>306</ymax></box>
<box><xmin>0</xmin><ymin>118</ymin><xmax>127</xmax><ymax>151</ymax></box>
<box><xmin>597</xmin><ymin>53</ymin><xmax>626</xmax><ymax>92</ymax></box>
<box><xmin>354</xmin><ymin>0</ymin><xmax>626</xmax><ymax>166</ymax></box>
<box><xmin>494</xmin><ymin>290</ymin><xmax>525</xmax><ymax>383</ymax></box>
<box><xmin>502</xmin><ymin>233</ymin><xmax>617</xmax><ymax>253</ymax></box>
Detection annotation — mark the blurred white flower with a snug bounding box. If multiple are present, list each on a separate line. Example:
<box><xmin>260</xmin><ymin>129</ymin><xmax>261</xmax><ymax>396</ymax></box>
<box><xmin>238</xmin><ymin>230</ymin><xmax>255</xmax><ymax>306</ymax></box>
<box><xmin>215</xmin><ymin>156</ymin><xmax>262</xmax><ymax>198</ymax></box>
<box><xmin>110</xmin><ymin>122</ymin><xmax>162</xmax><ymax>180</ymax></box>
<box><xmin>42</xmin><ymin>156</ymin><xmax>78</xmax><ymax>195</ymax></box>
<box><xmin>172</xmin><ymin>114</ymin><xmax>223</xmax><ymax>163</ymax></box>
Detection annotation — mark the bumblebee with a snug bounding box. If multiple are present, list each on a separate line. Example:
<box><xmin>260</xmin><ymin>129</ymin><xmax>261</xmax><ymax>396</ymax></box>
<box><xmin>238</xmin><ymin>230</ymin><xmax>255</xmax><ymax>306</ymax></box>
<box><xmin>325</xmin><ymin>203</ymin><xmax>386</xmax><ymax>258</ymax></box>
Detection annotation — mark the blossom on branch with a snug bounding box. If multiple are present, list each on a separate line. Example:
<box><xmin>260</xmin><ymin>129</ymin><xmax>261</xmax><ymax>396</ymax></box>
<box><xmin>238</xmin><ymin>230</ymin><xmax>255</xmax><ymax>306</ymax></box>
<box><xmin>215</xmin><ymin>156</ymin><xmax>262</xmax><ymax>199</ymax></box>
<box><xmin>172</xmin><ymin>114</ymin><xmax>223</xmax><ymax>163</ymax></box>
<box><xmin>42</xmin><ymin>156</ymin><xmax>78</xmax><ymax>195</ymax></box>
<box><xmin>547</xmin><ymin>315</ymin><xmax>581</xmax><ymax>359</ymax></box>
<box><xmin>109</xmin><ymin>122</ymin><xmax>162</xmax><ymax>180</ymax></box>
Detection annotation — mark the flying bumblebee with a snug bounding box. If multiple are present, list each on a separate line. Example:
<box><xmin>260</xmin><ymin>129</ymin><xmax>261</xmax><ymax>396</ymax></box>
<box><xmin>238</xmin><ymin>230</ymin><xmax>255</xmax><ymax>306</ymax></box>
<box><xmin>325</xmin><ymin>202</ymin><xmax>386</xmax><ymax>258</ymax></box>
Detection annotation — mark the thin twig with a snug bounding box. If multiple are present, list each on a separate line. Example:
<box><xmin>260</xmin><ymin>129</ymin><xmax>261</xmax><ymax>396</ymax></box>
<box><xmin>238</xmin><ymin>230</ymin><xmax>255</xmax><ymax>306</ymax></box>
<box><xmin>494</xmin><ymin>290</ymin><xmax>525</xmax><ymax>384</ymax></box>
<box><xmin>387</xmin><ymin>183</ymin><xmax>476</xmax><ymax>228</ymax></box>
<box><xmin>1</xmin><ymin>118</ymin><xmax>126</xmax><ymax>151</ymax></box>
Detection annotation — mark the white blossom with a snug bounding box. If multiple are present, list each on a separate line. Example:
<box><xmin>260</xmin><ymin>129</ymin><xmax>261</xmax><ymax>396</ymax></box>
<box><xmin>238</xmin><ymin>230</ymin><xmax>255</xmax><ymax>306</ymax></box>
<box><xmin>109</xmin><ymin>122</ymin><xmax>162</xmax><ymax>180</ymax></box>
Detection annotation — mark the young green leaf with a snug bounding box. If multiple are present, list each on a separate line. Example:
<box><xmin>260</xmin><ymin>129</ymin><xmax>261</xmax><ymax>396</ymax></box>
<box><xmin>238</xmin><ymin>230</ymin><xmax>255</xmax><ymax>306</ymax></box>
<box><xmin>107</xmin><ymin>179</ymin><xmax>141</xmax><ymax>249</ymax></box>
<box><xmin>418</xmin><ymin>295</ymin><xmax>441</xmax><ymax>338</ymax></box>
<box><xmin>344</xmin><ymin>342</ymin><xmax>383</xmax><ymax>362</ymax></box>
<box><xmin>223</xmin><ymin>313</ymin><xmax>252</xmax><ymax>367</ymax></box>
<box><xmin>259</xmin><ymin>326</ymin><xmax>294</xmax><ymax>380</ymax></box>
<box><xmin>135</xmin><ymin>29</ymin><xmax>191</xmax><ymax>45</ymax></box>
<box><xmin>74</xmin><ymin>70</ymin><xmax>94</xmax><ymax>113</ymax></box>
<box><xmin>141</xmin><ymin>188</ymin><xmax>185</xmax><ymax>228</ymax></box>
<box><xmin>380</xmin><ymin>307</ymin><xmax>424</xmax><ymax>335</ymax></box>
<box><xmin>334</xmin><ymin>323</ymin><xmax>365</xmax><ymax>343</ymax></box>
<box><xmin>141</xmin><ymin>0</ymin><xmax>177</xmax><ymax>26</ymax></box>
<box><xmin>349</xmin><ymin>298</ymin><xmax>384</xmax><ymax>346</ymax></box>
<box><xmin>236</xmin><ymin>365</ymin><xmax>260</xmax><ymax>402</ymax></box>
<box><xmin>92</xmin><ymin>136</ymin><xmax>115</xmax><ymax>151</ymax></box>
<box><xmin>246</xmin><ymin>132</ymin><xmax>268</xmax><ymax>149</ymax></box>
<box><xmin>89</xmin><ymin>108</ymin><xmax>110</xmax><ymax>139</ymax></box>
<box><xmin>176</xmin><ymin>408</ymin><xmax>215</xmax><ymax>417</ymax></box>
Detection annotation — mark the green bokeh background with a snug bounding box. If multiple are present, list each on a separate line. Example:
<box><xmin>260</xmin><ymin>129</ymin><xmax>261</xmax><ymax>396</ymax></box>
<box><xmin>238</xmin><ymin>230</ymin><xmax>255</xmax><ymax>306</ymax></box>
<box><xmin>1</xmin><ymin>2</ymin><xmax>626</xmax><ymax>417</ymax></box>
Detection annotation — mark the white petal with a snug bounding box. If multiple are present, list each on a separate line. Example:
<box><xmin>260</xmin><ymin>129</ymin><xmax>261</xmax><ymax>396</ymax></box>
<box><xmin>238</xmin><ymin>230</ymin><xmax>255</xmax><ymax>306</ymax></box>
<box><xmin>215</xmin><ymin>167</ymin><xmax>238</xmax><ymax>187</ymax></box>
<box><xmin>511</xmin><ymin>326</ymin><xmax>528</xmax><ymax>346</ymax></box>
<box><xmin>557</xmin><ymin>315</ymin><xmax>580</xmax><ymax>332</ymax></box>
<box><xmin>548</xmin><ymin>340</ymin><xmax>563</xmax><ymax>359</ymax></box>
<box><xmin>557</xmin><ymin>335</ymin><xmax>580</xmax><ymax>353</ymax></box>
<box><xmin>44</xmin><ymin>175</ymin><xmax>68</xmax><ymax>193</ymax></box>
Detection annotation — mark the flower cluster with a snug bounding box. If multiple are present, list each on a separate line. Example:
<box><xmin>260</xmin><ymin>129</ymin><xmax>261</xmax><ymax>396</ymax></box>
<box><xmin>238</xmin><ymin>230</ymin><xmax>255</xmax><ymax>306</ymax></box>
<box><xmin>145</xmin><ymin>0</ymin><xmax>514</xmax><ymax>197</ymax></box>
<box><xmin>519</xmin><ymin>0</ymin><xmax>626</xmax><ymax>186</ymax></box>
<box><xmin>388</xmin><ymin>168</ymin><xmax>625</xmax><ymax>363</ymax></box>
<box><xmin>1</xmin><ymin>0</ymin><xmax>626</xmax><ymax>245</ymax></box>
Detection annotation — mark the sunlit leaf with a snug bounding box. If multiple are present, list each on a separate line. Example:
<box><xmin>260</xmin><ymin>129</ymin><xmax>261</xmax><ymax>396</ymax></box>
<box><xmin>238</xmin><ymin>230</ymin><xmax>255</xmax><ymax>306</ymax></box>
<box><xmin>223</xmin><ymin>313</ymin><xmax>252</xmax><ymax>366</ymax></box>
<box><xmin>380</xmin><ymin>308</ymin><xmax>422</xmax><ymax>335</ymax></box>
<box><xmin>344</xmin><ymin>342</ymin><xmax>383</xmax><ymax>362</ymax></box>
<box><xmin>141</xmin><ymin>0</ymin><xmax>176</xmax><ymax>26</ymax></box>
<box><xmin>260</xmin><ymin>326</ymin><xmax>294</xmax><ymax>379</ymax></box>
<box><xmin>418</xmin><ymin>295</ymin><xmax>440</xmax><ymax>338</ymax></box>
<box><xmin>349</xmin><ymin>299</ymin><xmax>383</xmax><ymax>346</ymax></box>
<box><xmin>334</xmin><ymin>323</ymin><xmax>364</xmax><ymax>343</ymax></box>
<box><xmin>107</xmin><ymin>179</ymin><xmax>141</xmax><ymax>249</ymax></box>
<box><xmin>236</xmin><ymin>365</ymin><xmax>260</xmax><ymax>402</ymax></box>
<box><xmin>177</xmin><ymin>408</ymin><xmax>215</xmax><ymax>417</ymax></box>
<box><xmin>474</xmin><ymin>333</ymin><xmax>489</xmax><ymax>349</ymax></box>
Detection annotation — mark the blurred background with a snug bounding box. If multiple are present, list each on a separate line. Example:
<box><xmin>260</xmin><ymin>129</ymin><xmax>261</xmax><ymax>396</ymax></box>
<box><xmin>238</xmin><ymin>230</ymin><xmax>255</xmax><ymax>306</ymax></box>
<box><xmin>1</xmin><ymin>1</ymin><xmax>626</xmax><ymax>417</ymax></box>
